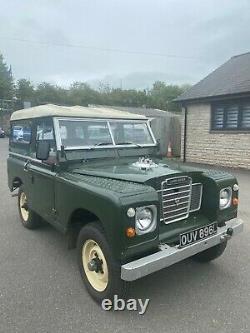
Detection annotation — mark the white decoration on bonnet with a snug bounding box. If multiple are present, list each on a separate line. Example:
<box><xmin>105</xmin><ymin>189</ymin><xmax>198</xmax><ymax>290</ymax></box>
<box><xmin>132</xmin><ymin>157</ymin><xmax>159</xmax><ymax>170</ymax></box>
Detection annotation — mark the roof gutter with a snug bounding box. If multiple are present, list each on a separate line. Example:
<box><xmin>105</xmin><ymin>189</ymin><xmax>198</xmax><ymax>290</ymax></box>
<box><xmin>175</xmin><ymin>91</ymin><xmax>250</xmax><ymax>104</ymax></box>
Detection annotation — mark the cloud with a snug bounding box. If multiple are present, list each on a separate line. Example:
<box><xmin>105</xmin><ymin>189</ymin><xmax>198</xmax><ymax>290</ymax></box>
<box><xmin>0</xmin><ymin>0</ymin><xmax>249</xmax><ymax>88</ymax></box>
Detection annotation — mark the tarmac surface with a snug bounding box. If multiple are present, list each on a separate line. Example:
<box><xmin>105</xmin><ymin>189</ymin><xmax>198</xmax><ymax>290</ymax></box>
<box><xmin>0</xmin><ymin>137</ymin><xmax>249</xmax><ymax>333</ymax></box>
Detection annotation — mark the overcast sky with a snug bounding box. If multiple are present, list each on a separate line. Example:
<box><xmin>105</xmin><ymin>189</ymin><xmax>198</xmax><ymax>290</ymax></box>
<box><xmin>0</xmin><ymin>0</ymin><xmax>250</xmax><ymax>89</ymax></box>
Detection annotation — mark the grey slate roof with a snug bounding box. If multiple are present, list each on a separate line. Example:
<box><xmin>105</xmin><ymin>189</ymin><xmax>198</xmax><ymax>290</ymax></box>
<box><xmin>175</xmin><ymin>52</ymin><xmax>250</xmax><ymax>102</ymax></box>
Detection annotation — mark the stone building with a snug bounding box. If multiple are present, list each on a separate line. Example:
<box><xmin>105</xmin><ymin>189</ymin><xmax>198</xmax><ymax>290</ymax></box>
<box><xmin>175</xmin><ymin>52</ymin><xmax>250</xmax><ymax>169</ymax></box>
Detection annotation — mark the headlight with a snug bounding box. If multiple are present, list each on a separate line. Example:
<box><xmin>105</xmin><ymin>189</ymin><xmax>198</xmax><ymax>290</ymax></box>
<box><xmin>135</xmin><ymin>205</ymin><xmax>157</xmax><ymax>235</ymax></box>
<box><xmin>219</xmin><ymin>187</ymin><xmax>232</xmax><ymax>210</ymax></box>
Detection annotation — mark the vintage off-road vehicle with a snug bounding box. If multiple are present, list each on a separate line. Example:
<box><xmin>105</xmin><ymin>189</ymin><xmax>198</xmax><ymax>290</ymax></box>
<box><xmin>8</xmin><ymin>104</ymin><xmax>243</xmax><ymax>302</ymax></box>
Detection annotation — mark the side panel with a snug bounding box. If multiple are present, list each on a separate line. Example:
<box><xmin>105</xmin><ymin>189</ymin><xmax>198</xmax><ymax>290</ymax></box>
<box><xmin>54</xmin><ymin>175</ymin><xmax>127</xmax><ymax>259</ymax></box>
<box><xmin>28</xmin><ymin>163</ymin><xmax>56</xmax><ymax>226</ymax></box>
<box><xmin>8</xmin><ymin>154</ymin><xmax>58</xmax><ymax>228</ymax></box>
<box><xmin>54</xmin><ymin>173</ymin><xmax>161</xmax><ymax>262</ymax></box>
<box><xmin>7</xmin><ymin>154</ymin><xmax>31</xmax><ymax>191</ymax></box>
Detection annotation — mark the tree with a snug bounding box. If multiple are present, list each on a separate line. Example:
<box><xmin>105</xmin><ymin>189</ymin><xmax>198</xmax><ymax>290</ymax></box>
<box><xmin>0</xmin><ymin>54</ymin><xmax>14</xmax><ymax>99</ymax></box>
<box><xmin>106</xmin><ymin>88</ymin><xmax>148</xmax><ymax>107</ymax></box>
<box><xmin>35</xmin><ymin>82</ymin><xmax>67</xmax><ymax>105</ymax></box>
<box><xmin>16</xmin><ymin>79</ymin><xmax>35</xmax><ymax>102</ymax></box>
<box><xmin>149</xmin><ymin>81</ymin><xmax>188</xmax><ymax>112</ymax></box>
<box><xmin>68</xmin><ymin>82</ymin><xmax>100</xmax><ymax>106</ymax></box>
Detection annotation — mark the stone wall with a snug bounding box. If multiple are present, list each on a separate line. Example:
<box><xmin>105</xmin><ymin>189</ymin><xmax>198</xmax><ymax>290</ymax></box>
<box><xmin>181</xmin><ymin>103</ymin><xmax>250</xmax><ymax>169</ymax></box>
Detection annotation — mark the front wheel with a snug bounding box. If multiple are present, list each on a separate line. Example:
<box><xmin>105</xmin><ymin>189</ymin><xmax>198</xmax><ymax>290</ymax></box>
<box><xmin>77</xmin><ymin>222</ymin><xmax>128</xmax><ymax>303</ymax></box>
<box><xmin>18</xmin><ymin>186</ymin><xmax>43</xmax><ymax>229</ymax></box>
<box><xmin>192</xmin><ymin>242</ymin><xmax>227</xmax><ymax>263</ymax></box>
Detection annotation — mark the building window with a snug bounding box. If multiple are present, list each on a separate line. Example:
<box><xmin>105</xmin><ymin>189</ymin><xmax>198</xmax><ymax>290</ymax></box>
<box><xmin>212</xmin><ymin>102</ymin><xmax>250</xmax><ymax>131</ymax></box>
<box><xmin>242</xmin><ymin>104</ymin><xmax>250</xmax><ymax>128</ymax></box>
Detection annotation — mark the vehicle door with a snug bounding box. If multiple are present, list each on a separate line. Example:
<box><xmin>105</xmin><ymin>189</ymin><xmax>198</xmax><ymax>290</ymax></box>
<box><xmin>8</xmin><ymin>121</ymin><xmax>33</xmax><ymax>193</ymax></box>
<box><xmin>28</xmin><ymin>118</ymin><xmax>57</xmax><ymax>225</ymax></box>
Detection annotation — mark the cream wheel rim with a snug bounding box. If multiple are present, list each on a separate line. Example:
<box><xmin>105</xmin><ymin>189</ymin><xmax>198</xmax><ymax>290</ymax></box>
<box><xmin>20</xmin><ymin>192</ymin><xmax>29</xmax><ymax>222</ymax></box>
<box><xmin>82</xmin><ymin>239</ymin><xmax>109</xmax><ymax>292</ymax></box>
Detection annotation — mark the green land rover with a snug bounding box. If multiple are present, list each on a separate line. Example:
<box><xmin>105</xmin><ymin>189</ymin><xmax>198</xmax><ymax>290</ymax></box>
<box><xmin>7</xmin><ymin>104</ymin><xmax>243</xmax><ymax>302</ymax></box>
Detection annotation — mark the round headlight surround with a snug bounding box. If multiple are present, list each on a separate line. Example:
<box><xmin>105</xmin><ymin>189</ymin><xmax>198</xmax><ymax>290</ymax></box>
<box><xmin>135</xmin><ymin>205</ymin><xmax>157</xmax><ymax>235</ymax></box>
<box><xmin>219</xmin><ymin>187</ymin><xmax>232</xmax><ymax>210</ymax></box>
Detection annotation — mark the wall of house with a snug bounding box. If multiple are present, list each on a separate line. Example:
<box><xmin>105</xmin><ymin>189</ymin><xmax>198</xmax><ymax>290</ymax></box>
<box><xmin>181</xmin><ymin>103</ymin><xmax>250</xmax><ymax>169</ymax></box>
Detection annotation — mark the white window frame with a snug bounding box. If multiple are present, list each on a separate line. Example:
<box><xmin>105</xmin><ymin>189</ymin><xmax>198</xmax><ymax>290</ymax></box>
<box><xmin>53</xmin><ymin>117</ymin><xmax>157</xmax><ymax>151</ymax></box>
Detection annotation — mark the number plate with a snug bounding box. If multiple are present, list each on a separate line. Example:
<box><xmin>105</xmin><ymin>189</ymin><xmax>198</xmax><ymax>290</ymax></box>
<box><xmin>179</xmin><ymin>223</ymin><xmax>217</xmax><ymax>248</ymax></box>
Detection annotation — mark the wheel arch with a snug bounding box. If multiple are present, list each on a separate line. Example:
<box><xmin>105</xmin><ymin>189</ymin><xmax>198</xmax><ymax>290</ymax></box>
<box><xmin>67</xmin><ymin>208</ymin><xmax>103</xmax><ymax>249</ymax></box>
<box><xmin>12</xmin><ymin>176</ymin><xmax>23</xmax><ymax>191</ymax></box>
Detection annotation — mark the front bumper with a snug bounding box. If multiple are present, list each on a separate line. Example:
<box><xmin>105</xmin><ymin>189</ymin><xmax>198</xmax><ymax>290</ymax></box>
<box><xmin>121</xmin><ymin>218</ymin><xmax>243</xmax><ymax>281</ymax></box>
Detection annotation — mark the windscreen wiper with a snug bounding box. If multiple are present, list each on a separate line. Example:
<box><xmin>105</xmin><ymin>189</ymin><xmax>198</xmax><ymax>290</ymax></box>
<box><xmin>94</xmin><ymin>142</ymin><xmax>113</xmax><ymax>146</ymax></box>
<box><xmin>116</xmin><ymin>142</ymin><xmax>142</xmax><ymax>148</ymax></box>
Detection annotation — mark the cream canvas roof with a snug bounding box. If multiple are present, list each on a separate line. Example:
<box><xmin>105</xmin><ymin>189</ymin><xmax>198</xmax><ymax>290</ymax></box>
<box><xmin>11</xmin><ymin>104</ymin><xmax>147</xmax><ymax>121</ymax></box>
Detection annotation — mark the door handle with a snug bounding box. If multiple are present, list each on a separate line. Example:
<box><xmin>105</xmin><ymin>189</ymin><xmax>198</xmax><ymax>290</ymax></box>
<box><xmin>23</xmin><ymin>160</ymin><xmax>30</xmax><ymax>172</ymax></box>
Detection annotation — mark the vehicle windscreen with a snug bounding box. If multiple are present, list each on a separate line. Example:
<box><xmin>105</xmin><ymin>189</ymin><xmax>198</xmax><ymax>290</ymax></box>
<box><xmin>109</xmin><ymin>122</ymin><xmax>154</xmax><ymax>145</ymax></box>
<box><xmin>57</xmin><ymin>119</ymin><xmax>154</xmax><ymax>148</ymax></box>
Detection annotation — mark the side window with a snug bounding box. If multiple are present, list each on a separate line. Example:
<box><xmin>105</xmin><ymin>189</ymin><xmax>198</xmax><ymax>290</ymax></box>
<box><xmin>35</xmin><ymin>119</ymin><xmax>57</xmax><ymax>163</ymax></box>
<box><xmin>11</xmin><ymin>122</ymin><xmax>32</xmax><ymax>144</ymax></box>
<box><xmin>36</xmin><ymin>120</ymin><xmax>55</xmax><ymax>142</ymax></box>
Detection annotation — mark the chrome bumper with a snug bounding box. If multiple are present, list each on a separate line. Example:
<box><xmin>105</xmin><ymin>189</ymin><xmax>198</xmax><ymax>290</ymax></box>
<box><xmin>121</xmin><ymin>218</ymin><xmax>243</xmax><ymax>281</ymax></box>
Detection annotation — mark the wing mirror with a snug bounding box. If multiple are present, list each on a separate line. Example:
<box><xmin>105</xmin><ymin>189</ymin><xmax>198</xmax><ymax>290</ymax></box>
<box><xmin>36</xmin><ymin>141</ymin><xmax>50</xmax><ymax>161</ymax></box>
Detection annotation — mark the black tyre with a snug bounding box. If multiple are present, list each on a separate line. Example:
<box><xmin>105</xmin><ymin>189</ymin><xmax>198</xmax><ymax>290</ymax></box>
<box><xmin>192</xmin><ymin>242</ymin><xmax>227</xmax><ymax>263</ymax></box>
<box><xmin>18</xmin><ymin>186</ymin><xmax>43</xmax><ymax>229</ymax></box>
<box><xmin>77</xmin><ymin>222</ymin><xmax>128</xmax><ymax>303</ymax></box>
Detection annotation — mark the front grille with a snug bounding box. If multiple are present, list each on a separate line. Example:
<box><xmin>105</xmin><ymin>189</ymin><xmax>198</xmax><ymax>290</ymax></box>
<box><xmin>190</xmin><ymin>183</ymin><xmax>203</xmax><ymax>212</ymax></box>
<box><xmin>160</xmin><ymin>177</ymin><xmax>202</xmax><ymax>224</ymax></box>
